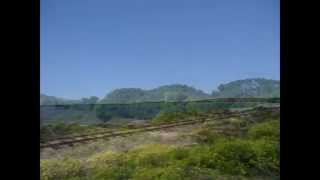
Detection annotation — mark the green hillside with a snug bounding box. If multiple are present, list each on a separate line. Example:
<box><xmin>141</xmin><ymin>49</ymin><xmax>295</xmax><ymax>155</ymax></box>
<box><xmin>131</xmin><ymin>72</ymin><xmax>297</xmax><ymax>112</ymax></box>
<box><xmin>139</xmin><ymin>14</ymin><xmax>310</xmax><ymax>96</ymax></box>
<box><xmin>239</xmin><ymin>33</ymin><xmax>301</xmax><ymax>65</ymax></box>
<box><xmin>211</xmin><ymin>78</ymin><xmax>280</xmax><ymax>98</ymax></box>
<box><xmin>40</xmin><ymin>94</ymin><xmax>99</xmax><ymax>105</ymax></box>
<box><xmin>41</xmin><ymin>78</ymin><xmax>280</xmax><ymax>105</ymax></box>
<box><xmin>99</xmin><ymin>84</ymin><xmax>211</xmax><ymax>104</ymax></box>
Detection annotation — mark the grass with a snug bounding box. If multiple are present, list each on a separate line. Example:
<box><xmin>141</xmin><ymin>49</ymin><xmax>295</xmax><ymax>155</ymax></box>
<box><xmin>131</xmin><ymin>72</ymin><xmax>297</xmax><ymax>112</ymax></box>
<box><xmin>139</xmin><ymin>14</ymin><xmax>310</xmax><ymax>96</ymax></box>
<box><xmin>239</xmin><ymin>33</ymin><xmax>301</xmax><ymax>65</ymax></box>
<box><xmin>41</xmin><ymin>116</ymin><xmax>280</xmax><ymax>180</ymax></box>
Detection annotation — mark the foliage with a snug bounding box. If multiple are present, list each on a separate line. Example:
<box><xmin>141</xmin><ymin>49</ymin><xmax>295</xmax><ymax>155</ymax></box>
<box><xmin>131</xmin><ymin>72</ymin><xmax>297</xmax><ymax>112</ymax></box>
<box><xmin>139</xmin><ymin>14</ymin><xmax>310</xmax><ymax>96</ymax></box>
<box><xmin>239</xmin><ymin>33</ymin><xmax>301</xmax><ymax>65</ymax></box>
<box><xmin>99</xmin><ymin>84</ymin><xmax>211</xmax><ymax>104</ymax></box>
<box><xmin>40</xmin><ymin>123</ymin><xmax>101</xmax><ymax>143</ymax></box>
<box><xmin>95</xmin><ymin>102</ymin><xmax>164</xmax><ymax>122</ymax></box>
<box><xmin>41</xmin><ymin>78</ymin><xmax>280</xmax><ymax>106</ymax></box>
<box><xmin>40</xmin><ymin>94</ymin><xmax>99</xmax><ymax>105</ymax></box>
<box><xmin>40</xmin><ymin>157</ymin><xmax>85</xmax><ymax>180</ymax></box>
<box><xmin>194</xmin><ymin>127</ymin><xmax>227</xmax><ymax>144</ymax></box>
<box><xmin>206</xmin><ymin>139</ymin><xmax>259</xmax><ymax>175</ymax></box>
<box><xmin>40</xmin><ymin>94</ymin><xmax>79</xmax><ymax>105</ymax></box>
<box><xmin>41</xmin><ymin>118</ymin><xmax>280</xmax><ymax>179</ymax></box>
<box><xmin>40</xmin><ymin>104</ymin><xmax>100</xmax><ymax>125</ymax></box>
<box><xmin>41</xmin><ymin>105</ymin><xmax>280</xmax><ymax>180</ymax></box>
<box><xmin>249</xmin><ymin>108</ymin><xmax>280</xmax><ymax>123</ymax></box>
<box><xmin>99</xmin><ymin>88</ymin><xmax>147</xmax><ymax>104</ymax></box>
<box><xmin>98</xmin><ymin>80</ymin><xmax>280</xmax><ymax>104</ymax></box>
<box><xmin>247</xmin><ymin>120</ymin><xmax>280</xmax><ymax>141</ymax></box>
<box><xmin>152</xmin><ymin>111</ymin><xmax>188</xmax><ymax>124</ymax></box>
<box><xmin>213</xmin><ymin>78</ymin><xmax>280</xmax><ymax>98</ymax></box>
<box><xmin>42</xmin><ymin>96</ymin><xmax>279</xmax><ymax>125</ymax></box>
<box><xmin>81</xmin><ymin>96</ymin><xmax>99</xmax><ymax>104</ymax></box>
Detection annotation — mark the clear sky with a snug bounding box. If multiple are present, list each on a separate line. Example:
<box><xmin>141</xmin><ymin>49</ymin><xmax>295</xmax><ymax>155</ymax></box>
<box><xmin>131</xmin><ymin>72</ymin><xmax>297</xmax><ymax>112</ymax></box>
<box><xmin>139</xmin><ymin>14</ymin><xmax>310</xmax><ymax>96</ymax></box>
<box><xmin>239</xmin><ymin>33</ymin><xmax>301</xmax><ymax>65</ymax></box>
<box><xmin>41</xmin><ymin>0</ymin><xmax>279</xmax><ymax>99</ymax></box>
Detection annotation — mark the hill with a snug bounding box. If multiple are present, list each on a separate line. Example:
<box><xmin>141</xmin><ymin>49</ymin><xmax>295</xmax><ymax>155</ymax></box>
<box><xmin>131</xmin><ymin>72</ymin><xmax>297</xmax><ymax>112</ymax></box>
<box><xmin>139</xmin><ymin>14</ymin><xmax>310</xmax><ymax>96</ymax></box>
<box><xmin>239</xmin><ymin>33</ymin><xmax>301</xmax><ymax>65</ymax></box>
<box><xmin>40</xmin><ymin>94</ymin><xmax>99</xmax><ymax>105</ymax></box>
<box><xmin>40</xmin><ymin>94</ymin><xmax>79</xmax><ymax>105</ymax></box>
<box><xmin>99</xmin><ymin>84</ymin><xmax>211</xmax><ymax>104</ymax></box>
<box><xmin>41</xmin><ymin>78</ymin><xmax>280</xmax><ymax>105</ymax></box>
<box><xmin>211</xmin><ymin>78</ymin><xmax>280</xmax><ymax>98</ymax></box>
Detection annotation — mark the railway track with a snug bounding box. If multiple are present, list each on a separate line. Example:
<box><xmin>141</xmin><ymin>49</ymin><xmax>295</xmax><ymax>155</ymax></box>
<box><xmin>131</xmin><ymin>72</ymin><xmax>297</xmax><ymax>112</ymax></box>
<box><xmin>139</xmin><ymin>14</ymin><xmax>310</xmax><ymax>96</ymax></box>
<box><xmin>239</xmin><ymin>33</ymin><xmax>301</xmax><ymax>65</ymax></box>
<box><xmin>40</xmin><ymin>107</ymin><xmax>279</xmax><ymax>149</ymax></box>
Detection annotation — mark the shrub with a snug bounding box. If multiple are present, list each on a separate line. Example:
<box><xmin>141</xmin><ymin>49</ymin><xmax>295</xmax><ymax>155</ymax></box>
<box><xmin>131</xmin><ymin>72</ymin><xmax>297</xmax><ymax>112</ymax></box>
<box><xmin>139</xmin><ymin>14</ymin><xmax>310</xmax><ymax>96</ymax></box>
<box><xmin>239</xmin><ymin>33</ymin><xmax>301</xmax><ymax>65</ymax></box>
<box><xmin>152</xmin><ymin>111</ymin><xmax>186</xmax><ymax>124</ymax></box>
<box><xmin>132</xmin><ymin>162</ymin><xmax>219</xmax><ymax>180</ymax></box>
<box><xmin>179</xmin><ymin>145</ymin><xmax>212</xmax><ymax>168</ymax></box>
<box><xmin>250</xmin><ymin>139</ymin><xmax>280</xmax><ymax>176</ymax></box>
<box><xmin>194</xmin><ymin>127</ymin><xmax>227</xmax><ymax>144</ymax></box>
<box><xmin>88</xmin><ymin>165</ymin><xmax>134</xmax><ymax>180</ymax></box>
<box><xmin>203</xmin><ymin>138</ymin><xmax>279</xmax><ymax>177</ymax></box>
<box><xmin>205</xmin><ymin>139</ymin><xmax>257</xmax><ymax>176</ymax></box>
<box><xmin>247</xmin><ymin>120</ymin><xmax>279</xmax><ymax>141</ymax></box>
<box><xmin>128</xmin><ymin>144</ymin><xmax>174</xmax><ymax>168</ymax></box>
<box><xmin>131</xmin><ymin>167</ymin><xmax>166</xmax><ymax>180</ymax></box>
<box><xmin>87</xmin><ymin>151</ymin><xmax>122</xmax><ymax>169</ymax></box>
<box><xmin>228</xmin><ymin>118</ymin><xmax>248</xmax><ymax>128</ymax></box>
<box><xmin>159</xmin><ymin>164</ymin><xmax>215</xmax><ymax>180</ymax></box>
<box><xmin>168</xmin><ymin>147</ymin><xmax>190</xmax><ymax>161</ymax></box>
<box><xmin>40</xmin><ymin>157</ymin><xmax>85</xmax><ymax>180</ymax></box>
<box><xmin>40</xmin><ymin>117</ymin><xmax>280</xmax><ymax>179</ymax></box>
<box><xmin>86</xmin><ymin>144</ymin><xmax>174</xmax><ymax>180</ymax></box>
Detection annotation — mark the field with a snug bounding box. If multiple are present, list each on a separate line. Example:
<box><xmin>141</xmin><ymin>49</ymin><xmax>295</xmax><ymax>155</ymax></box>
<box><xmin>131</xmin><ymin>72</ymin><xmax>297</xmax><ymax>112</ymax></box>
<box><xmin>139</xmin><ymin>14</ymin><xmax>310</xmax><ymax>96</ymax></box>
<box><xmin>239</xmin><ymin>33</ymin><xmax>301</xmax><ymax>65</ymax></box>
<box><xmin>40</xmin><ymin>105</ymin><xmax>279</xmax><ymax>180</ymax></box>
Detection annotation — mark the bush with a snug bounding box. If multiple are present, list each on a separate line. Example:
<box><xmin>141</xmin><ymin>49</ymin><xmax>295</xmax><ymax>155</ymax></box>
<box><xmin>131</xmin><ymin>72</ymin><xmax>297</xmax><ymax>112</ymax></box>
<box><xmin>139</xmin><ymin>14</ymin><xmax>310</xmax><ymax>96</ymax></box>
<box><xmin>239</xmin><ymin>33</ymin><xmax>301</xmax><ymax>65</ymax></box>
<box><xmin>40</xmin><ymin>157</ymin><xmax>85</xmax><ymax>180</ymax></box>
<box><xmin>87</xmin><ymin>151</ymin><xmax>122</xmax><ymax>169</ymax></box>
<box><xmin>158</xmin><ymin>164</ymin><xmax>218</xmax><ymax>180</ymax></box>
<box><xmin>128</xmin><ymin>144</ymin><xmax>174</xmax><ymax>168</ymax></box>
<box><xmin>152</xmin><ymin>111</ymin><xmax>187</xmax><ymax>124</ymax></box>
<box><xmin>205</xmin><ymin>139</ymin><xmax>257</xmax><ymax>176</ymax></box>
<box><xmin>86</xmin><ymin>144</ymin><xmax>174</xmax><ymax>180</ymax></box>
<box><xmin>41</xmin><ymin>139</ymin><xmax>279</xmax><ymax>179</ymax></box>
<box><xmin>194</xmin><ymin>127</ymin><xmax>226</xmax><ymax>144</ymax></box>
<box><xmin>247</xmin><ymin>120</ymin><xmax>279</xmax><ymax>141</ymax></box>
<box><xmin>250</xmin><ymin>139</ymin><xmax>280</xmax><ymax>176</ymax></box>
<box><xmin>228</xmin><ymin>118</ymin><xmax>248</xmax><ymax>128</ymax></box>
<box><xmin>40</xmin><ymin>117</ymin><xmax>280</xmax><ymax>179</ymax></box>
<box><xmin>131</xmin><ymin>167</ymin><xmax>166</xmax><ymax>180</ymax></box>
<box><xmin>168</xmin><ymin>147</ymin><xmax>190</xmax><ymax>161</ymax></box>
<box><xmin>202</xmin><ymin>138</ymin><xmax>279</xmax><ymax>177</ymax></box>
<box><xmin>87</xmin><ymin>152</ymin><xmax>133</xmax><ymax>180</ymax></box>
<box><xmin>88</xmin><ymin>165</ymin><xmax>134</xmax><ymax>180</ymax></box>
<box><xmin>40</xmin><ymin>123</ymin><xmax>101</xmax><ymax>143</ymax></box>
<box><xmin>131</xmin><ymin>161</ymin><xmax>220</xmax><ymax>180</ymax></box>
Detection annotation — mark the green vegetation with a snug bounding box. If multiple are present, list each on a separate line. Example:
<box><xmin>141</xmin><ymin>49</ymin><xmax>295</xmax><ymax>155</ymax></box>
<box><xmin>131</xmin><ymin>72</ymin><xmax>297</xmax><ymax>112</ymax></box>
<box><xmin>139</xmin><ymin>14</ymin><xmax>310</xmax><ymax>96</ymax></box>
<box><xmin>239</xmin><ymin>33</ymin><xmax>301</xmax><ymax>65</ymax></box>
<box><xmin>152</xmin><ymin>111</ymin><xmax>198</xmax><ymax>124</ymax></box>
<box><xmin>41</xmin><ymin>79</ymin><xmax>280</xmax><ymax>106</ymax></box>
<box><xmin>94</xmin><ymin>99</ymin><xmax>278</xmax><ymax>122</ymax></box>
<box><xmin>100</xmin><ymin>79</ymin><xmax>280</xmax><ymax>104</ymax></box>
<box><xmin>94</xmin><ymin>102</ymin><xmax>164</xmax><ymax>122</ymax></box>
<box><xmin>40</xmin><ymin>123</ymin><xmax>106</xmax><ymax>143</ymax></box>
<box><xmin>40</xmin><ymin>104</ymin><xmax>101</xmax><ymax>126</ymax></box>
<box><xmin>41</xmin><ymin>104</ymin><xmax>279</xmax><ymax>143</ymax></box>
<box><xmin>41</xmin><ymin>109</ymin><xmax>280</xmax><ymax>179</ymax></box>
<box><xmin>41</xmin><ymin>94</ymin><xmax>99</xmax><ymax>105</ymax></box>
<box><xmin>41</xmin><ymin>78</ymin><xmax>280</xmax><ymax>125</ymax></box>
<box><xmin>41</xmin><ymin>98</ymin><xmax>279</xmax><ymax>126</ymax></box>
<box><xmin>40</xmin><ymin>157</ymin><xmax>85</xmax><ymax>180</ymax></box>
<box><xmin>247</xmin><ymin>120</ymin><xmax>280</xmax><ymax>141</ymax></box>
<box><xmin>99</xmin><ymin>84</ymin><xmax>211</xmax><ymax>104</ymax></box>
<box><xmin>212</xmin><ymin>78</ymin><xmax>280</xmax><ymax>98</ymax></box>
<box><xmin>40</xmin><ymin>79</ymin><xmax>280</xmax><ymax>179</ymax></box>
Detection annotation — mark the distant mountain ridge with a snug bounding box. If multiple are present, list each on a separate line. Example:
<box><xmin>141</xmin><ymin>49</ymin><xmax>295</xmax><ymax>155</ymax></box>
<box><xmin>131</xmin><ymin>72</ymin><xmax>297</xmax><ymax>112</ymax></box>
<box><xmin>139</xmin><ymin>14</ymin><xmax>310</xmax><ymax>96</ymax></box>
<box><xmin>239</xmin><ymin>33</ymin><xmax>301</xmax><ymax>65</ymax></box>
<box><xmin>99</xmin><ymin>84</ymin><xmax>211</xmax><ymax>104</ymax></box>
<box><xmin>40</xmin><ymin>94</ymin><xmax>99</xmax><ymax>105</ymax></box>
<box><xmin>41</xmin><ymin>78</ymin><xmax>280</xmax><ymax>105</ymax></box>
<box><xmin>40</xmin><ymin>94</ymin><xmax>79</xmax><ymax>105</ymax></box>
<box><xmin>211</xmin><ymin>78</ymin><xmax>280</xmax><ymax>98</ymax></box>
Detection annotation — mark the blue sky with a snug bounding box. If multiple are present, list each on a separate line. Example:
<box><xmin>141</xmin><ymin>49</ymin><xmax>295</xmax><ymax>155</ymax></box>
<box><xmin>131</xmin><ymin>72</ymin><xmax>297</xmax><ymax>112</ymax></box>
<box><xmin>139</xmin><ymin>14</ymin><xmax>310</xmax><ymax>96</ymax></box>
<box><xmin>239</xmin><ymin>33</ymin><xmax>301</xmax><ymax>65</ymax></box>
<box><xmin>41</xmin><ymin>0</ymin><xmax>279</xmax><ymax>99</ymax></box>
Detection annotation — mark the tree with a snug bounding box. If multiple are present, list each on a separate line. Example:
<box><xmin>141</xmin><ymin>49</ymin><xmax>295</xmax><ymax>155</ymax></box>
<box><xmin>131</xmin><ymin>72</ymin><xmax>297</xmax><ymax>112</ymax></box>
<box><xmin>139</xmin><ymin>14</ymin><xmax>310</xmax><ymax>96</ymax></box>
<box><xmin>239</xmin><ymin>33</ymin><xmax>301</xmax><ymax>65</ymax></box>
<box><xmin>211</xmin><ymin>90</ymin><xmax>220</xmax><ymax>97</ymax></box>
<box><xmin>81</xmin><ymin>96</ymin><xmax>99</xmax><ymax>104</ymax></box>
<box><xmin>164</xmin><ymin>92</ymin><xmax>188</xmax><ymax>102</ymax></box>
